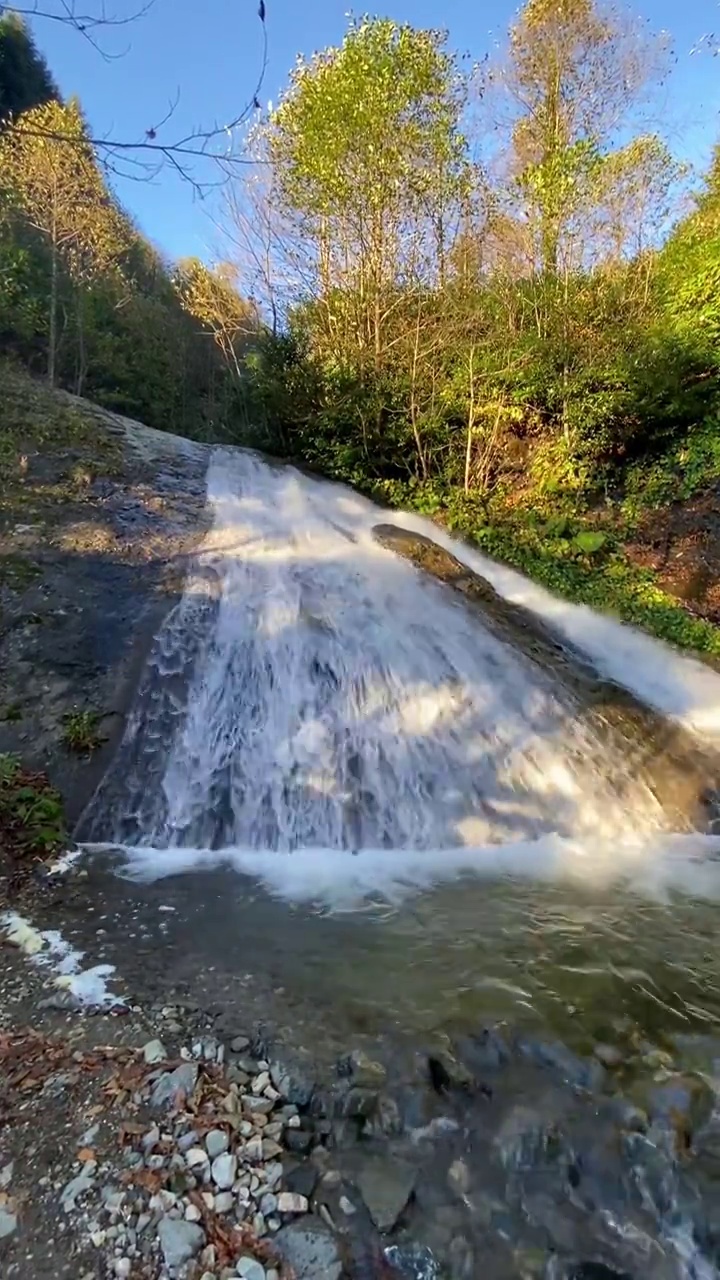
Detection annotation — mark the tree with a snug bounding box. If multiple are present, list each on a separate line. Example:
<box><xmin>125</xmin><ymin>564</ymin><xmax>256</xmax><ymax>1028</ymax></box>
<box><xmin>498</xmin><ymin>0</ymin><xmax>670</xmax><ymax>275</ymax></box>
<box><xmin>0</xmin><ymin>10</ymin><xmax>58</xmax><ymax>119</ymax></box>
<box><xmin>265</xmin><ymin>18</ymin><xmax>470</xmax><ymax>364</ymax></box>
<box><xmin>175</xmin><ymin>257</ymin><xmax>258</xmax><ymax>382</ymax></box>
<box><xmin>0</xmin><ymin>96</ymin><xmax>128</xmax><ymax>385</ymax></box>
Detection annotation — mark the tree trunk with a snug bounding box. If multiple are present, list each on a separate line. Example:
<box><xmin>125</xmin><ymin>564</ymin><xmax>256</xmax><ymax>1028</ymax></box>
<box><xmin>75</xmin><ymin>290</ymin><xmax>87</xmax><ymax>396</ymax></box>
<box><xmin>464</xmin><ymin>347</ymin><xmax>475</xmax><ymax>493</ymax></box>
<box><xmin>48</xmin><ymin>215</ymin><xmax>58</xmax><ymax>388</ymax></box>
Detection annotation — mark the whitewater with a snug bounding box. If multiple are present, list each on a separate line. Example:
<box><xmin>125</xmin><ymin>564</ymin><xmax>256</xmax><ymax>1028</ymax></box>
<box><xmin>79</xmin><ymin>447</ymin><xmax>720</xmax><ymax>905</ymax></box>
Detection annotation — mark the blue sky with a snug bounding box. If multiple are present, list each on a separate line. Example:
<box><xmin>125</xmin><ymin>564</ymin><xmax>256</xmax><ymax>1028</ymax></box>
<box><xmin>28</xmin><ymin>0</ymin><xmax>720</xmax><ymax>264</ymax></box>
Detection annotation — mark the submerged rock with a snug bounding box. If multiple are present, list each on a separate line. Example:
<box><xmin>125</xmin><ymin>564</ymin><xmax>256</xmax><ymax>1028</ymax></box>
<box><xmin>357</xmin><ymin>1156</ymin><xmax>416</xmax><ymax>1231</ymax></box>
<box><xmin>274</xmin><ymin>1219</ymin><xmax>342</xmax><ymax>1280</ymax></box>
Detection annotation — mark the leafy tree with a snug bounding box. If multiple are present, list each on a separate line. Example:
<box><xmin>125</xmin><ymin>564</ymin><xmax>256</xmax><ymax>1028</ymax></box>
<box><xmin>499</xmin><ymin>0</ymin><xmax>669</xmax><ymax>275</ymax></box>
<box><xmin>0</xmin><ymin>12</ymin><xmax>58</xmax><ymax>122</ymax></box>
<box><xmin>0</xmin><ymin>96</ymin><xmax>128</xmax><ymax>385</ymax></box>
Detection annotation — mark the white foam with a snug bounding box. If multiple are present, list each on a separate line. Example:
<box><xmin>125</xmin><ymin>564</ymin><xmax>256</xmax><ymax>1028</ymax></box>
<box><xmin>98</xmin><ymin>829</ymin><xmax>720</xmax><ymax>909</ymax></box>
<box><xmin>384</xmin><ymin>505</ymin><xmax>720</xmax><ymax>738</ymax></box>
<box><xmin>2</xmin><ymin>912</ymin><xmax>121</xmax><ymax>1007</ymax></box>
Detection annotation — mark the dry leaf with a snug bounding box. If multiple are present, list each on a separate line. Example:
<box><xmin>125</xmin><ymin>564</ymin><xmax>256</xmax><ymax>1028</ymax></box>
<box><xmin>77</xmin><ymin>1147</ymin><xmax>95</xmax><ymax>1163</ymax></box>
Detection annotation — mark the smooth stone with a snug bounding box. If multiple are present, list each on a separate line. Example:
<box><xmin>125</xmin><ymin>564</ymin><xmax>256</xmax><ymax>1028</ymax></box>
<box><xmin>277</xmin><ymin>1191</ymin><xmax>309</xmax><ymax>1214</ymax></box>
<box><xmin>236</xmin><ymin>1258</ymin><xmax>266</xmax><ymax>1280</ymax></box>
<box><xmin>186</xmin><ymin>1148</ymin><xmax>210</xmax><ymax>1170</ymax></box>
<box><xmin>185</xmin><ymin>1203</ymin><xmax>202</xmax><ymax>1222</ymax></box>
<box><xmin>274</xmin><ymin>1220</ymin><xmax>342</xmax><ymax>1280</ymax></box>
<box><xmin>231</xmin><ymin>1036</ymin><xmax>250</xmax><ymax>1053</ymax></box>
<box><xmin>205</xmin><ymin>1129</ymin><xmax>230</xmax><ymax>1159</ymax></box>
<box><xmin>142</xmin><ymin>1039</ymin><xmax>167</xmax><ymax>1065</ymax></box>
<box><xmin>357</xmin><ymin>1157</ymin><xmax>416</xmax><ymax>1231</ymax></box>
<box><xmin>260</xmin><ymin>1193</ymin><xmax>278</xmax><ymax>1216</ymax></box>
<box><xmin>158</xmin><ymin>1217</ymin><xmax>205</xmax><ymax>1269</ymax></box>
<box><xmin>252</xmin><ymin>1071</ymin><xmax>271</xmax><ymax>1094</ymax></box>
<box><xmin>270</xmin><ymin>1062</ymin><xmax>314</xmax><ymax>1108</ymax></box>
<box><xmin>244</xmin><ymin>1095</ymin><xmax>274</xmax><ymax>1116</ymax></box>
<box><xmin>0</xmin><ymin>1208</ymin><xmax>17</xmax><ymax>1239</ymax></box>
<box><xmin>214</xmin><ymin>1191</ymin><xmax>234</xmax><ymax>1214</ymax></box>
<box><xmin>211</xmin><ymin>1153</ymin><xmax>237</xmax><ymax>1190</ymax></box>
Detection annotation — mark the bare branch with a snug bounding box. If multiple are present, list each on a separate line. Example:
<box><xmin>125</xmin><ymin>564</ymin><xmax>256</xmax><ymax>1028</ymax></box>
<box><xmin>1</xmin><ymin>1</ymin><xmax>269</xmax><ymax>188</ymax></box>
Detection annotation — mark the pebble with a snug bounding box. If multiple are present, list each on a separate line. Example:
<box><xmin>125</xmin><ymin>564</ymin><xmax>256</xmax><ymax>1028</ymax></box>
<box><xmin>214</xmin><ymin>1191</ymin><xmax>234</xmax><ymax>1214</ymax></box>
<box><xmin>205</xmin><ymin>1129</ymin><xmax>230</xmax><ymax>1159</ymax></box>
<box><xmin>231</xmin><ymin>1036</ymin><xmax>250</xmax><ymax>1053</ymax></box>
<box><xmin>244</xmin><ymin>1095</ymin><xmax>274</xmax><ymax>1116</ymax></box>
<box><xmin>252</xmin><ymin>1071</ymin><xmax>271</xmax><ymax>1094</ymax></box>
<box><xmin>142</xmin><ymin>1125</ymin><xmax>160</xmax><ymax>1152</ymax></box>
<box><xmin>158</xmin><ymin>1217</ymin><xmax>206</xmax><ymax>1269</ymax></box>
<box><xmin>277</xmin><ymin>1192</ymin><xmax>309</xmax><ymax>1214</ymax></box>
<box><xmin>185</xmin><ymin>1204</ymin><xmax>202</xmax><ymax>1223</ymax></box>
<box><xmin>0</xmin><ymin>1208</ymin><xmax>18</xmax><ymax>1239</ymax></box>
<box><xmin>237</xmin><ymin>1258</ymin><xmax>266</xmax><ymax>1280</ymax></box>
<box><xmin>260</xmin><ymin>1193</ymin><xmax>278</xmax><ymax>1216</ymax></box>
<box><xmin>211</xmin><ymin>1153</ymin><xmax>237</xmax><ymax>1190</ymax></box>
<box><xmin>177</xmin><ymin>1130</ymin><xmax>200</xmax><ymax>1152</ymax></box>
<box><xmin>186</xmin><ymin>1147</ymin><xmax>210</xmax><ymax>1169</ymax></box>
<box><xmin>114</xmin><ymin>1260</ymin><xmax>132</xmax><ymax>1278</ymax></box>
<box><xmin>142</xmin><ymin>1039</ymin><xmax>167</xmax><ymax>1065</ymax></box>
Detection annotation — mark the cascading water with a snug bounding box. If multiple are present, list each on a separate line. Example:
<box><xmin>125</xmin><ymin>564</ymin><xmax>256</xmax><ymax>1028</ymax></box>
<box><xmin>79</xmin><ymin>446</ymin><xmax>720</xmax><ymax>901</ymax></box>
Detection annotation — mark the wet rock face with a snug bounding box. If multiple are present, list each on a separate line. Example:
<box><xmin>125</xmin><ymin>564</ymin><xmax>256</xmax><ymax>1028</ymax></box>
<box><xmin>372</xmin><ymin>522</ymin><xmax>719</xmax><ymax>833</ymax></box>
<box><xmin>0</xmin><ymin>405</ymin><xmax>210</xmax><ymax>832</ymax></box>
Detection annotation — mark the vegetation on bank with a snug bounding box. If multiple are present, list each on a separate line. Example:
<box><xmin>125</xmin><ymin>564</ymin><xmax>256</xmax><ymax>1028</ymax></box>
<box><xmin>0</xmin><ymin>752</ymin><xmax>66</xmax><ymax>880</ymax></box>
<box><xmin>1</xmin><ymin>4</ymin><xmax>720</xmax><ymax>656</ymax></box>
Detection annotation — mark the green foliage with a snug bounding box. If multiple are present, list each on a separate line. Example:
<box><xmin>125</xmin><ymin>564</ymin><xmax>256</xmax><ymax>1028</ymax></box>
<box><xmin>62</xmin><ymin>709</ymin><xmax>103</xmax><ymax>754</ymax></box>
<box><xmin>0</xmin><ymin>13</ymin><xmax>58</xmax><ymax>122</ymax></box>
<box><xmin>0</xmin><ymin>752</ymin><xmax>66</xmax><ymax>859</ymax></box>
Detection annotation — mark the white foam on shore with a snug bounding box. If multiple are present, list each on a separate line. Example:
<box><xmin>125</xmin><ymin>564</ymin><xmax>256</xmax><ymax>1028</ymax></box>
<box><xmin>2</xmin><ymin>912</ymin><xmax>121</xmax><ymax>1006</ymax></box>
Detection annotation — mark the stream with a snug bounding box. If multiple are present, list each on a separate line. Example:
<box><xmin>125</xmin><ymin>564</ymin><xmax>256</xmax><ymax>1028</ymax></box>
<box><xmin>76</xmin><ymin>447</ymin><xmax>720</xmax><ymax>1279</ymax></box>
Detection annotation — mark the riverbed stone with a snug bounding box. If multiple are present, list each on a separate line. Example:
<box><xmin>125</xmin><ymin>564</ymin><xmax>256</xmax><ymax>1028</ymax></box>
<box><xmin>236</xmin><ymin>1258</ymin><xmax>265</xmax><ymax>1280</ymax></box>
<box><xmin>211</xmin><ymin>1153</ymin><xmax>237</xmax><ymax>1189</ymax></box>
<box><xmin>270</xmin><ymin>1061</ymin><xmax>315</xmax><ymax>1108</ymax></box>
<box><xmin>205</xmin><ymin>1129</ymin><xmax>229</xmax><ymax>1159</ymax></box>
<box><xmin>0</xmin><ymin>1208</ymin><xmax>17</xmax><ymax>1239</ymax></box>
<box><xmin>158</xmin><ymin>1217</ymin><xmax>205</xmax><ymax>1269</ymax></box>
<box><xmin>357</xmin><ymin>1156</ymin><xmax>416</xmax><ymax>1231</ymax></box>
<box><xmin>151</xmin><ymin>1063</ymin><xmax>198</xmax><ymax>1109</ymax></box>
<box><xmin>274</xmin><ymin>1220</ymin><xmax>342</xmax><ymax>1280</ymax></box>
<box><xmin>142</xmin><ymin>1038</ymin><xmax>167</xmax><ymax>1065</ymax></box>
